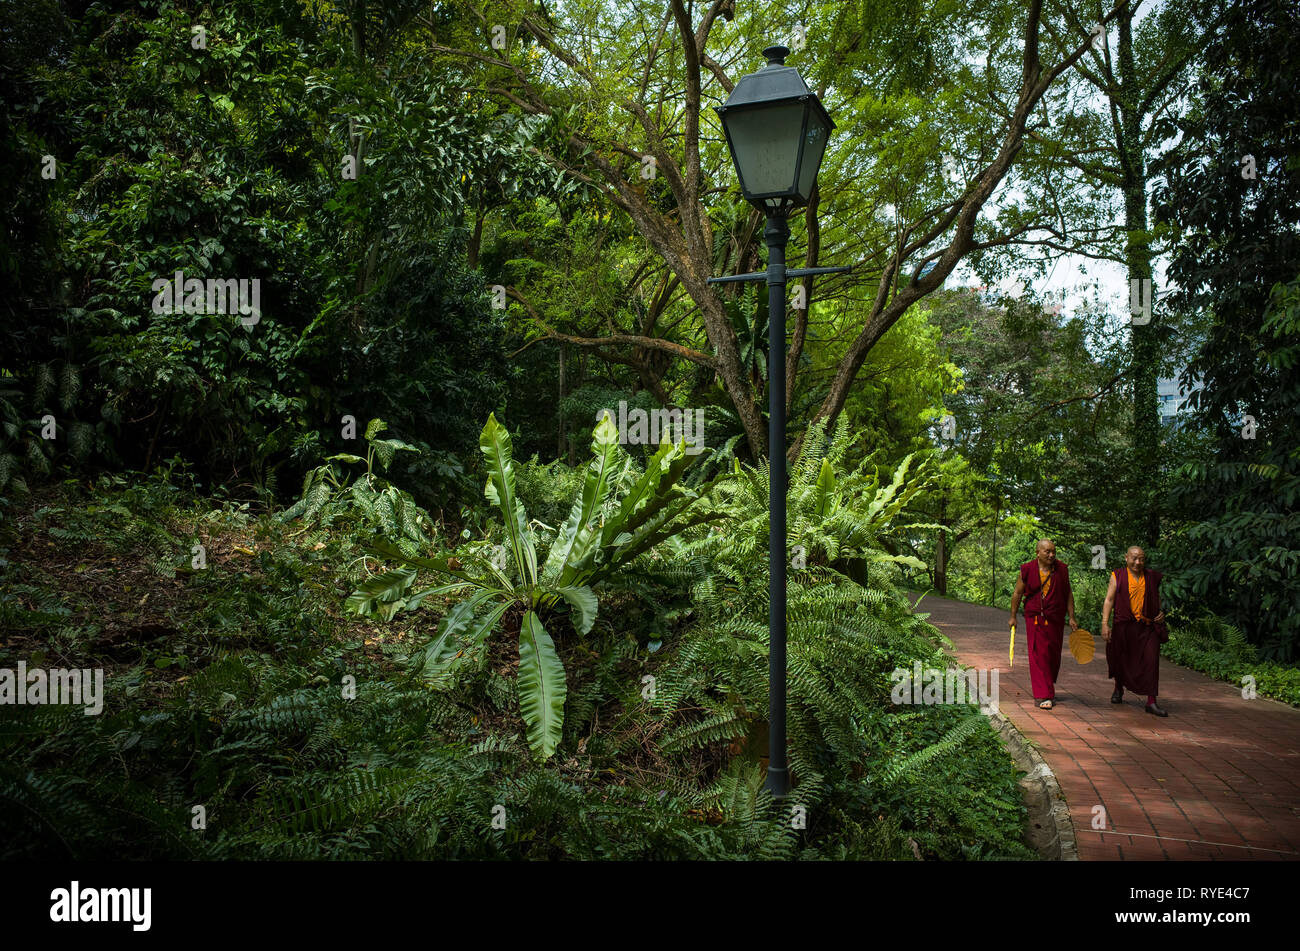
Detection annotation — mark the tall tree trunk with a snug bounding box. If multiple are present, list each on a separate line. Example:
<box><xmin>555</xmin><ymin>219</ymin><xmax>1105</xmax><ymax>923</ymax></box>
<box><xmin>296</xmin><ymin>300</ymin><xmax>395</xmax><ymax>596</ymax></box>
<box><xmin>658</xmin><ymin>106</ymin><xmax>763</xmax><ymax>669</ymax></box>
<box><xmin>467</xmin><ymin>191</ymin><xmax>485</xmax><ymax>271</ymax></box>
<box><xmin>349</xmin><ymin>4</ymin><xmax>376</xmax><ymax>302</ymax></box>
<box><xmin>990</xmin><ymin>494</ymin><xmax>1000</xmax><ymax>606</ymax></box>
<box><xmin>557</xmin><ymin>343</ymin><xmax>566</xmax><ymax>461</ymax></box>
<box><xmin>1118</xmin><ymin>7</ymin><xmax>1160</xmax><ymax>548</ymax></box>
<box><xmin>935</xmin><ymin>492</ymin><xmax>949</xmax><ymax>595</ymax></box>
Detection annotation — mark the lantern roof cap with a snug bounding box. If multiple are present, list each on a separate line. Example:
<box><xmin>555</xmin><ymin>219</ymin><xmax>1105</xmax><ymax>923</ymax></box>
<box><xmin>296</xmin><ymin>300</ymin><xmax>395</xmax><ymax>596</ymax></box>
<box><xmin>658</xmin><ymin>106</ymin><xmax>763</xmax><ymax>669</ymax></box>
<box><xmin>718</xmin><ymin>47</ymin><xmax>811</xmax><ymax>110</ymax></box>
<box><xmin>715</xmin><ymin>46</ymin><xmax>834</xmax><ymax>131</ymax></box>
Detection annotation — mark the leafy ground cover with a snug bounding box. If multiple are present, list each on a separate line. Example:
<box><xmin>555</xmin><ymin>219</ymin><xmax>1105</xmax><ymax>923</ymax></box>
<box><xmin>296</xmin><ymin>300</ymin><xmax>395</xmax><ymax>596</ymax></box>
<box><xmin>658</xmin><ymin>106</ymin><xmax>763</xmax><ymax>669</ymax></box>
<box><xmin>0</xmin><ymin>427</ymin><xmax>1034</xmax><ymax>860</ymax></box>
<box><xmin>1161</xmin><ymin>616</ymin><xmax>1300</xmax><ymax>707</ymax></box>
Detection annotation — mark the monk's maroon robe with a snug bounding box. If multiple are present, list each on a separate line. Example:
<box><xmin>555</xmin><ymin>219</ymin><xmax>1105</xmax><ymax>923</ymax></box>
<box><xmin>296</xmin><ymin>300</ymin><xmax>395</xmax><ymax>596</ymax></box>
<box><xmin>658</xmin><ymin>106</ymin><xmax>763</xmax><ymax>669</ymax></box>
<box><xmin>1107</xmin><ymin>567</ymin><xmax>1163</xmax><ymax>697</ymax></box>
<box><xmin>1018</xmin><ymin>559</ymin><xmax>1071</xmax><ymax>700</ymax></box>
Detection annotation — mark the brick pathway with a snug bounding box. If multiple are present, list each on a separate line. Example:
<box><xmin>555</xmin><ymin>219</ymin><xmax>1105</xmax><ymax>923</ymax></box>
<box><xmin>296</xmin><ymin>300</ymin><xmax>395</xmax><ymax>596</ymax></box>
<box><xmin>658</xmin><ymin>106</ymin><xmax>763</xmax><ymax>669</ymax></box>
<box><xmin>912</xmin><ymin>593</ymin><xmax>1300</xmax><ymax>860</ymax></box>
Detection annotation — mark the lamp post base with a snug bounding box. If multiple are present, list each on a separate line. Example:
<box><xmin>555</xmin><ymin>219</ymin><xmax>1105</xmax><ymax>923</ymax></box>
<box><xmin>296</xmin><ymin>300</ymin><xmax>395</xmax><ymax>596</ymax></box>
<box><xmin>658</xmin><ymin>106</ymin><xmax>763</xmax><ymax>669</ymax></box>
<box><xmin>765</xmin><ymin>766</ymin><xmax>791</xmax><ymax>800</ymax></box>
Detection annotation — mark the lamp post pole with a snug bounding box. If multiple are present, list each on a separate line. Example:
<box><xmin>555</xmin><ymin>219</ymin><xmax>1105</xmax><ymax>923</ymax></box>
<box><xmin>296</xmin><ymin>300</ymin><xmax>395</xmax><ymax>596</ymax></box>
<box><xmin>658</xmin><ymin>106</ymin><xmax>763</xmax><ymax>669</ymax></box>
<box><xmin>765</xmin><ymin>214</ymin><xmax>790</xmax><ymax>798</ymax></box>
<box><xmin>708</xmin><ymin>42</ymin><xmax>850</xmax><ymax>800</ymax></box>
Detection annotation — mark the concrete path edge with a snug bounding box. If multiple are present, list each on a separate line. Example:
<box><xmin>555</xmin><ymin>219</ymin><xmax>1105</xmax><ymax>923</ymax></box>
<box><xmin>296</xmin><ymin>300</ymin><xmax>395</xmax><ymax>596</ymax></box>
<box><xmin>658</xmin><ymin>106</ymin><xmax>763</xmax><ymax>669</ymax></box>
<box><xmin>984</xmin><ymin>707</ymin><xmax>1078</xmax><ymax>861</ymax></box>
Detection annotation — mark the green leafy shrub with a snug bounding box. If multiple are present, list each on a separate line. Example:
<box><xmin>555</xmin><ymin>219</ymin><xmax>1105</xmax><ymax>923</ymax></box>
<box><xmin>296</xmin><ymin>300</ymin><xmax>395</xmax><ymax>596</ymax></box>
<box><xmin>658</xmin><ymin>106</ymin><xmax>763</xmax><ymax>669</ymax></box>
<box><xmin>278</xmin><ymin>418</ymin><xmax>433</xmax><ymax>555</ymax></box>
<box><xmin>345</xmin><ymin>413</ymin><xmax>726</xmax><ymax>760</ymax></box>
<box><xmin>644</xmin><ymin>418</ymin><xmax>1034</xmax><ymax>858</ymax></box>
<box><xmin>1163</xmin><ymin>613</ymin><xmax>1300</xmax><ymax>706</ymax></box>
<box><xmin>0</xmin><ymin>456</ymin><xmax>1031</xmax><ymax>860</ymax></box>
<box><xmin>695</xmin><ymin>416</ymin><xmax>937</xmax><ymax>577</ymax></box>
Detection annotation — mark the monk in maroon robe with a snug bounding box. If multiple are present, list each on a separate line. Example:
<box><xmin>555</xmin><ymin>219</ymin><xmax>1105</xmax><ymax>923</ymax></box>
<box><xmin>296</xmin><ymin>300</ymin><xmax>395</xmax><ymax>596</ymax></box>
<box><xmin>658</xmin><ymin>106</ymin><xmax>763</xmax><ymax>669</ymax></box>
<box><xmin>1101</xmin><ymin>546</ymin><xmax>1168</xmax><ymax>716</ymax></box>
<box><xmin>1009</xmin><ymin>539</ymin><xmax>1079</xmax><ymax>710</ymax></box>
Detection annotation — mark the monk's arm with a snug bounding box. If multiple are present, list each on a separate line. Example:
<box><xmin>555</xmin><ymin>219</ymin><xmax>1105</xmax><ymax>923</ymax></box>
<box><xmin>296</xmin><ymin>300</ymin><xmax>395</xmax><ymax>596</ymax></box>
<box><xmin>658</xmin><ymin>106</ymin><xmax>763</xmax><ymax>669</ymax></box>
<box><xmin>1101</xmin><ymin>573</ymin><xmax>1117</xmax><ymax>640</ymax></box>
<box><xmin>1068</xmin><ymin>589</ymin><xmax>1078</xmax><ymax>628</ymax></box>
<box><xmin>1009</xmin><ymin>575</ymin><xmax>1025</xmax><ymax>627</ymax></box>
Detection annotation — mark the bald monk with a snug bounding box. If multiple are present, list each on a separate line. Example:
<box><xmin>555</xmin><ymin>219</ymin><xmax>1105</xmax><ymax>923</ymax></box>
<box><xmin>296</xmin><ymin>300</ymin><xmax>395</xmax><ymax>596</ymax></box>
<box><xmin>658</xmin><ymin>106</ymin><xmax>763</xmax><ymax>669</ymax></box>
<box><xmin>1009</xmin><ymin>539</ymin><xmax>1079</xmax><ymax>710</ymax></box>
<box><xmin>1101</xmin><ymin>546</ymin><xmax>1168</xmax><ymax>716</ymax></box>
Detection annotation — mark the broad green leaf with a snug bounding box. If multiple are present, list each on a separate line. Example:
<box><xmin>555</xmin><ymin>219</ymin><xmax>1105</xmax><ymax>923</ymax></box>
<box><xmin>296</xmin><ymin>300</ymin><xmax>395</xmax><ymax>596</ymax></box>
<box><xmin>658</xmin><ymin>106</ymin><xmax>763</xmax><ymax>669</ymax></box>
<box><xmin>349</xmin><ymin>482</ymin><xmax>377</xmax><ymax>518</ymax></box>
<box><xmin>303</xmin><ymin>479</ymin><xmax>332</xmax><ymax>523</ymax></box>
<box><xmin>480</xmin><ymin>414</ymin><xmax>538</xmax><ymax>585</ymax></box>
<box><xmin>375</xmin><ymin>490</ymin><xmax>399</xmax><ymax>536</ymax></box>
<box><xmin>601</xmin><ymin>437</ymin><xmax>679</xmax><ymax>536</ymax></box>
<box><xmin>365</xmin><ymin>538</ymin><xmax>477</xmax><ymax>584</ymax></box>
<box><xmin>517</xmin><ymin>610</ymin><xmax>567</xmax><ymax>760</ymax></box>
<box><xmin>416</xmin><ymin>592</ymin><xmax>507</xmax><ymax>687</ymax></box>
<box><xmin>542</xmin><ymin>414</ymin><xmax>620</xmax><ymax>584</ymax></box>
<box><xmin>344</xmin><ymin>567</ymin><xmax>417</xmax><ymax>616</ymax></box>
<box><xmin>402</xmin><ymin>581</ymin><xmax>473</xmax><ymax>612</ymax></box>
<box><xmin>371</xmin><ymin>437</ymin><xmax>416</xmax><ymax>470</ymax></box>
<box><xmin>597</xmin><ymin>438</ymin><xmax>699</xmax><ymax>552</ymax></box>
<box><xmin>867</xmin><ymin>552</ymin><xmax>928</xmax><ymax>570</ymax></box>
<box><xmin>549</xmin><ymin>585</ymin><xmax>598</xmax><ymax>636</ymax></box>
<box><xmin>813</xmin><ymin>457</ymin><xmax>836</xmax><ymax>518</ymax></box>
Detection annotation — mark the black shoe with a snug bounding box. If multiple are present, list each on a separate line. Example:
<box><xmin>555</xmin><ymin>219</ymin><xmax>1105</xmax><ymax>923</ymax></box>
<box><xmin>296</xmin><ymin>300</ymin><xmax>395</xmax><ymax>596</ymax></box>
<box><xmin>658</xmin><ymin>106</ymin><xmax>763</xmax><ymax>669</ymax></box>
<box><xmin>1145</xmin><ymin>702</ymin><xmax>1168</xmax><ymax>717</ymax></box>
<box><xmin>1111</xmin><ymin>688</ymin><xmax>1123</xmax><ymax>703</ymax></box>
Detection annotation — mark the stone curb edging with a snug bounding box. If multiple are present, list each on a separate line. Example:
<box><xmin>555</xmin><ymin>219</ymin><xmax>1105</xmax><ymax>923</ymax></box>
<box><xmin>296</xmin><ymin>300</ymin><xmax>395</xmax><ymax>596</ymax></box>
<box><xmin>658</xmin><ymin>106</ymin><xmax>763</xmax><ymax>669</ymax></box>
<box><xmin>983</xmin><ymin>707</ymin><xmax>1078</xmax><ymax>861</ymax></box>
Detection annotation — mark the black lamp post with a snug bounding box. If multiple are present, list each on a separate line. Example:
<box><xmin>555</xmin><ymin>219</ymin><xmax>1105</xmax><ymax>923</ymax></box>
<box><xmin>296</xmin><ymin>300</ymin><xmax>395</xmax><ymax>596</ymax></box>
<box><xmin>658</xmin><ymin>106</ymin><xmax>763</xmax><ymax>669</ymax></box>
<box><xmin>708</xmin><ymin>45</ymin><xmax>849</xmax><ymax>799</ymax></box>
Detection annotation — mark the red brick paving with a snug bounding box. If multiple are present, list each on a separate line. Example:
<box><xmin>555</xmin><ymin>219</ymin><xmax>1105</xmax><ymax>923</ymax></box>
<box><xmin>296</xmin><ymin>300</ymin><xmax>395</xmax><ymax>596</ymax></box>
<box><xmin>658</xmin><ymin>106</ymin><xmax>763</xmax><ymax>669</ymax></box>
<box><xmin>913</xmin><ymin>593</ymin><xmax>1300</xmax><ymax>860</ymax></box>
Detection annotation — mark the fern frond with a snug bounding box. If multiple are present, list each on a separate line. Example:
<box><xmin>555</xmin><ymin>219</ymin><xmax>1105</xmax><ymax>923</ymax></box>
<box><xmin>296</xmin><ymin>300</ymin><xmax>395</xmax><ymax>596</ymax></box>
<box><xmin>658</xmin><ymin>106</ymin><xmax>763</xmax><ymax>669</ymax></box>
<box><xmin>877</xmin><ymin>713</ymin><xmax>987</xmax><ymax>788</ymax></box>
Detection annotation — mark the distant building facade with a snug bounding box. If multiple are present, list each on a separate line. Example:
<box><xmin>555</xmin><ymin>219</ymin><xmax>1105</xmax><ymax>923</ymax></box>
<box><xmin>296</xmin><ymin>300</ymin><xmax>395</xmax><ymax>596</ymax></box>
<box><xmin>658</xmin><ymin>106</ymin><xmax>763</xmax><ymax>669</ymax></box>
<box><xmin>1158</xmin><ymin>375</ymin><xmax>1202</xmax><ymax>428</ymax></box>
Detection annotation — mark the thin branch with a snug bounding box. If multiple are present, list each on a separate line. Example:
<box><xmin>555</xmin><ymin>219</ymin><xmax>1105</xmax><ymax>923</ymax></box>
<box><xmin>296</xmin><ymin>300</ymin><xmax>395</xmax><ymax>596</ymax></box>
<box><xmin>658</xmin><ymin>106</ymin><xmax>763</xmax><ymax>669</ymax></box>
<box><xmin>506</xmin><ymin>288</ymin><xmax>716</xmax><ymax>367</ymax></box>
<box><xmin>1020</xmin><ymin>370</ymin><xmax>1129</xmax><ymax>423</ymax></box>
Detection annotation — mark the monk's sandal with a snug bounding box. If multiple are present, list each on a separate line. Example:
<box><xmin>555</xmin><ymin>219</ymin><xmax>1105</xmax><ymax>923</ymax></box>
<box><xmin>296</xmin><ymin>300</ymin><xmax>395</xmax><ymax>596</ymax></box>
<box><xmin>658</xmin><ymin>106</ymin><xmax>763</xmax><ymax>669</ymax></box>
<box><xmin>1145</xmin><ymin>702</ymin><xmax>1168</xmax><ymax>717</ymax></box>
<box><xmin>1111</xmin><ymin>688</ymin><xmax>1123</xmax><ymax>703</ymax></box>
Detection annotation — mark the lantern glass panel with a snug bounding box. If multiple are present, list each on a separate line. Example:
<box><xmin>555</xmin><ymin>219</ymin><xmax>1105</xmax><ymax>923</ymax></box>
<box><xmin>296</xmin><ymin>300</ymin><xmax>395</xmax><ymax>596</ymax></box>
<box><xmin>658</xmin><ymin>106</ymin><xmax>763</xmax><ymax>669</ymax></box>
<box><xmin>724</xmin><ymin>102</ymin><xmax>805</xmax><ymax>197</ymax></box>
<box><xmin>795</xmin><ymin>111</ymin><xmax>830</xmax><ymax>203</ymax></box>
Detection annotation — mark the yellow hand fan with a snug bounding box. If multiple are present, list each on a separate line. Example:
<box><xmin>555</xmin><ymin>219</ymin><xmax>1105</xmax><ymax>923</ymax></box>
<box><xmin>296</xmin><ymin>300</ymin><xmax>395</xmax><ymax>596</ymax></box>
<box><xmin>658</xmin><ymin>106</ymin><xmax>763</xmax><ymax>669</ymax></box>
<box><xmin>1069</xmin><ymin>628</ymin><xmax>1096</xmax><ymax>664</ymax></box>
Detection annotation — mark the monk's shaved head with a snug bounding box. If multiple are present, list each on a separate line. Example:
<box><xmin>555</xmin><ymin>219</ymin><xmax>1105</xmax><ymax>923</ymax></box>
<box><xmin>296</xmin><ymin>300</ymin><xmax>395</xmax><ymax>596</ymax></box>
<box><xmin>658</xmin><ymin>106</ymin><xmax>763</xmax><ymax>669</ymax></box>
<box><xmin>1127</xmin><ymin>546</ymin><xmax>1145</xmax><ymax>556</ymax></box>
<box><xmin>1036</xmin><ymin>539</ymin><xmax>1055</xmax><ymax>552</ymax></box>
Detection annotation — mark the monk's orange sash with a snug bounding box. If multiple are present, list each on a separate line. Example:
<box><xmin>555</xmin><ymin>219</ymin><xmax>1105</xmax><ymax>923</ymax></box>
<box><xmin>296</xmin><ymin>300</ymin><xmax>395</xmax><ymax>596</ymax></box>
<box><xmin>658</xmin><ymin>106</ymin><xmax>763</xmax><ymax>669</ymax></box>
<box><xmin>1032</xmin><ymin>563</ymin><xmax>1055</xmax><ymax>629</ymax></box>
<box><xmin>1127</xmin><ymin>569</ymin><xmax>1147</xmax><ymax>622</ymax></box>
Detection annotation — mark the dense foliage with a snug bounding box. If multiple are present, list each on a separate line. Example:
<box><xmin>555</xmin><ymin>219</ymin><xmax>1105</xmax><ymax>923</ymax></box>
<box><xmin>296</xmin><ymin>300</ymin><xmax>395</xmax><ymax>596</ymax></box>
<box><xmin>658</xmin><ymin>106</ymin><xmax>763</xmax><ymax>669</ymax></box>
<box><xmin>1152</xmin><ymin>0</ymin><xmax>1300</xmax><ymax>659</ymax></box>
<box><xmin>0</xmin><ymin>0</ymin><xmax>1293</xmax><ymax>863</ymax></box>
<box><xmin>0</xmin><ymin>0</ymin><xmax>532</xmax><ymax>511</ymax></box>
<box><xmin>0</xmin><ymin>436</ymin><xmax>1032</xmax><ymax>860</ymax></box>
